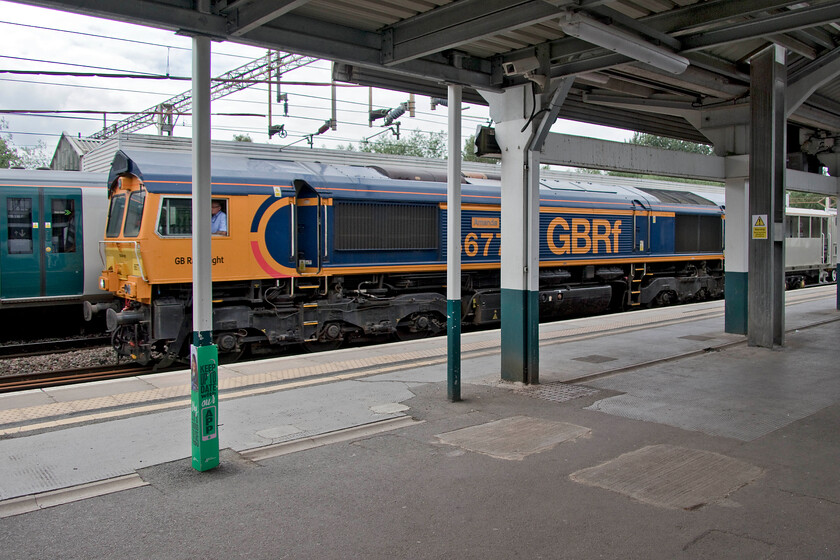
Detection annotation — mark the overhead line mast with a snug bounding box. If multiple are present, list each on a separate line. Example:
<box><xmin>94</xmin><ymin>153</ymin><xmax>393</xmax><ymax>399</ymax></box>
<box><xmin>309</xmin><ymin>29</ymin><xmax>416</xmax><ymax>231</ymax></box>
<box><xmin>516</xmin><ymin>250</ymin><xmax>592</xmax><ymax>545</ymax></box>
<box><xmin>88</xmin><ymin>51</ymin><xmax>317</xmax><ymax>140</ymax></box>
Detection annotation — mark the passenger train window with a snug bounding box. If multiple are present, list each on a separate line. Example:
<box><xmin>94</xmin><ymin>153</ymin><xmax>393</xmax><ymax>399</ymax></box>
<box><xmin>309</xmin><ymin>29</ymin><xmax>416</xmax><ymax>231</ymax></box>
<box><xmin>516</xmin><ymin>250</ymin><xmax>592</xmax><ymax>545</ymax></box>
<box><xmin>157</xmin><ymin>197</ymin><xmax>192</xmax><ymax>236</ymax></box>
<box><xmin>7</xmin><ymin>197</ymin><xmax>33</xmax><ymax>254</ymax></box>
<box><xmin>123</xmin><ymin>191</ymin><xmax>146</xmax><ymax>238</ymax></box>
<box><xmin>106</xmin><ymin>194</ymin><xmax>126</xmax><ymax>238</ymax></box>
<box><xmin>50</xmin><ymin>199</ymin><xmax>76</xmax><ymax>253</ymax></box>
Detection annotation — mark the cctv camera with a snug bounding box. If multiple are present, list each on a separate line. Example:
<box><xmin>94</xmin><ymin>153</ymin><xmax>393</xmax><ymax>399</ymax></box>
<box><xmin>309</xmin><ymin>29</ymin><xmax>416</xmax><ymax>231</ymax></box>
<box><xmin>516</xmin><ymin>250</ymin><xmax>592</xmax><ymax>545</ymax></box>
<box><xmin>502</xmin><ymin>56</ymin><xmax>540</xmax><ymax>76</ymax></box>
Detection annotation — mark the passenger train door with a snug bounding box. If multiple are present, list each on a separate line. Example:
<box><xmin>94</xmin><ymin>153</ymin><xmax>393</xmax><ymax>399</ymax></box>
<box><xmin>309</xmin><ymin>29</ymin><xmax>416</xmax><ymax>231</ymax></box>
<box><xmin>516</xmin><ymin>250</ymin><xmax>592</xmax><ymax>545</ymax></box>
<box><xmin>0</xmin><ymin>188</ymin><xmax>83</xmax><ymax>299</ymax></box>
<box><xmin>293</xmin><ymin>180</ymin><xmax>323</xmax><ymax>275</ymax></box>
<box><xmin>632</xmin><ymin>200</ymin><xmax>650</xmax><ymax>253</ymax></box>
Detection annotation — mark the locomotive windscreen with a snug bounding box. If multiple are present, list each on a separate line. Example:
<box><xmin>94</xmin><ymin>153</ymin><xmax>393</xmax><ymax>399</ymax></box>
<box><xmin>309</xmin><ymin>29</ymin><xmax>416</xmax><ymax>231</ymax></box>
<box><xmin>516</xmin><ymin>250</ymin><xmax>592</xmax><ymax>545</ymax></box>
<box><xmin>334</xmin><ymin>202</ymin><xmax>439</xmax><ymax>250</ymax></box>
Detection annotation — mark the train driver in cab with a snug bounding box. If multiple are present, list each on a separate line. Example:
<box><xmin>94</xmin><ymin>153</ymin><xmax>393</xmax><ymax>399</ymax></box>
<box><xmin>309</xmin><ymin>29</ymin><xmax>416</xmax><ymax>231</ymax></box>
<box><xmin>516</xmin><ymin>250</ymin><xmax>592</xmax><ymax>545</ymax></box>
<box><xmin>211</xmin><ymin>199</ymin><xmax>227</xmax><ymax>236</ymax></box>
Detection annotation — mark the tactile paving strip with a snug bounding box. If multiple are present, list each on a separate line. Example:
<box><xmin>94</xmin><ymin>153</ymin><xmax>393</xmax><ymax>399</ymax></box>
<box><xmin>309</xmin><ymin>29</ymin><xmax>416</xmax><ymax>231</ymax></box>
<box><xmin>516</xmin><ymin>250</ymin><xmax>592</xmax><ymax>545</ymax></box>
<box><xmin>516</xmin><ymin>382</ymin><xmax>599</xmax><ymax>403</ymax></box>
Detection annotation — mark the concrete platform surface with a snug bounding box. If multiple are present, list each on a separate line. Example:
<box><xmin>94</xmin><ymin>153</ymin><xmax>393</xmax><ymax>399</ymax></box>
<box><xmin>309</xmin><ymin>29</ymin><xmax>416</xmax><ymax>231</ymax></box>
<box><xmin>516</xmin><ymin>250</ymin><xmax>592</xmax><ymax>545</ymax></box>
<box><xmin>0</xmin><ymin>287</ymin><xmax>838</xmax><ymax>559</ymax></box>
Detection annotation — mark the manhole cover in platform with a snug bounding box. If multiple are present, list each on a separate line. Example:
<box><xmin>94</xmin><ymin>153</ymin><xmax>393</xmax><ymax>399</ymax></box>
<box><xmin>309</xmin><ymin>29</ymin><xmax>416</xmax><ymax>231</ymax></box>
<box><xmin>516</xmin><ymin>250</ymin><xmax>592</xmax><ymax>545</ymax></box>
<box><xmin>436</xmin><ymin>416</ymin><xmax>590</xmax><ymax>461</ymax></box>
<box><xmin>572</xmin><ymin>354</ymin><xmax>618</xmax><ymax>364</ymax></box>
<box><xmin>570</xmin><ymin>444</ymin><xmax>764</xmax><ymax>510</ymax></box>
<box><xmin>678</xmin><ymin>335</ymin><xmax>716</xmax><ymax>341</ymax></box>
<box><xmin>517</xmin><ymin>382</ymin><xmax>599</xmax><ymax>403</ymax></box>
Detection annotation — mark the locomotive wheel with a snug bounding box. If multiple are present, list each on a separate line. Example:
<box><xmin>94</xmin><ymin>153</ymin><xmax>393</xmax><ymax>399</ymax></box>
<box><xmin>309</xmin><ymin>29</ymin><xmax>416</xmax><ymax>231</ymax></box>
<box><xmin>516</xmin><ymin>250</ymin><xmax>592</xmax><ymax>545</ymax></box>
<box><xmin>394</xmin><ymin>313</ymin><xmax>434</xmax><ymax>341</ymax></box>
<box><xmin>220</xmin><ymin>343</ymin><xmax>250</xmax><ymax>364</ymax></box>
<box><xmin>394</xmin><ymin>325</ymin><xmax>431</xmax><ymax>341</ymax></box>
<box><xmin>302</xmin><ymin>339</ymin><xmax>343</xmax><ymax>352</ymax></box>
<box><xmin>155</xmin><ymin>354</ymin><xmax>177</xmax><ymax>369</ymax></box>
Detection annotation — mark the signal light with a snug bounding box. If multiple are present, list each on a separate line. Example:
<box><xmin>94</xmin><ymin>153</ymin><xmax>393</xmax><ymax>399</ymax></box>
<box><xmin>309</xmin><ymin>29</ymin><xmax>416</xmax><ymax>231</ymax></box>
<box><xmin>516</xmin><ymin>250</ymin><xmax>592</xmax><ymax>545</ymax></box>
<box><xmin>474</xmin><ymin>125</ymin><xmax>501</xmax><ymax>158</ymax></box>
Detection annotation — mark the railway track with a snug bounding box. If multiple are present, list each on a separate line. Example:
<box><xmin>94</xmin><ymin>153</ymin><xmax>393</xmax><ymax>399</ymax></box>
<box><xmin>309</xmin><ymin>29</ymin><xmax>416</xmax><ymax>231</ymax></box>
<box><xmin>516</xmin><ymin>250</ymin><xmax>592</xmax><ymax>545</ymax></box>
<box><xmin>0</xmin><ymin>336</ymin><xmax>112</xmax><ymax>359</ymax></box>
<box><xmin>0</xmin><ymin>284</ymin><xmax>834</xmax><ymax>394</ymax></box>
<box><xmin>0</xmin><ymin>363</ymin><xmax>155</xmax><ymax>393</ymax></box>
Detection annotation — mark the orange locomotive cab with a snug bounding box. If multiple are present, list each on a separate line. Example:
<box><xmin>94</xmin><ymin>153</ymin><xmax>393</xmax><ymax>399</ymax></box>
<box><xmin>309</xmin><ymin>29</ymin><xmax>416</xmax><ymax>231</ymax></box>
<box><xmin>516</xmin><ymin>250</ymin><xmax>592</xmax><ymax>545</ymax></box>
<box><xmin>99</xmin><ymin>175</ymin><xmax>152</xmax><ymax>303</ymax></box>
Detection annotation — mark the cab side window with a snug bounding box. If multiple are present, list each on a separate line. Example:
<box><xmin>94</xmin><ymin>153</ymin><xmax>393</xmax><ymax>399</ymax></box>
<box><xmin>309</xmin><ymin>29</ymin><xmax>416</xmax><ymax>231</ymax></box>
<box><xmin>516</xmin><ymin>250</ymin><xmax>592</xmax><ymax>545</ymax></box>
<box><xmin>211</xmin><ymin>199</ymin><xmax>228</xmax><ymax>236</ymax></box>
<box><xmin>157</xmin><ymin>198</ymin><xmax>192</xmax><ymax>237</ymax></box>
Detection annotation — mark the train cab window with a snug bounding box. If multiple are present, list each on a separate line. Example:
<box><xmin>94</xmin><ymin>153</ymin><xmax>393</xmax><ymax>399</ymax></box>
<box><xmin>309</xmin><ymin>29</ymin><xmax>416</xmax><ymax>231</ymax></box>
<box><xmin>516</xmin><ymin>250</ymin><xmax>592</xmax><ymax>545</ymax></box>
<box><xmin>799</xmin><ymin>218</ymin><xmax>810</xmax><ymax>238</ymax></box>
<box><xmin>211</xmin><ymin>199</ymin><xmax>228</xmax><ymax>236</ymax></box>
<box><xmin>50</xmin><ymin>199</ymin><xmax>77</xmax><ymax>253</ymax></box>
<box><xmin>105</xmin><ymin>194</ymin><xmax>126</xmax><ymax>238</ymax></box>
<box><xmin>6</xmin><ymin>197</ymin><xmax>33</xmax><ymax>254</ymax></box>
<box><xmin>785</xmin><ymin>216</ymin><xmax>796</xmax><ymax>238</ymax></box>
<box><xmin>157</xmin><ymin>197</ymin><xmax>192</xmax><ymax>237</ymax></box>
<box><xmin>123</xmin><ymin>191</ymin><xmax>146</xmax><ymax>238</ymax></box>
<box><xmin>811</xmin><ymin>217</ymin><xmax>823</xmax><ymax>238</ymax></box>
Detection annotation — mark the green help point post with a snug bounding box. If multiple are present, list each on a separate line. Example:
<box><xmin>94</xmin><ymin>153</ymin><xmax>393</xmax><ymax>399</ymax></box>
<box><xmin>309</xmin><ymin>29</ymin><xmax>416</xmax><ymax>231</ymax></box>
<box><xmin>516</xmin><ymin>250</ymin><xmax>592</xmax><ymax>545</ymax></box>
<box><xmin>191</xmin><ymin>333</ymin><xmax>219</xmax><ymax>471</ymax></box>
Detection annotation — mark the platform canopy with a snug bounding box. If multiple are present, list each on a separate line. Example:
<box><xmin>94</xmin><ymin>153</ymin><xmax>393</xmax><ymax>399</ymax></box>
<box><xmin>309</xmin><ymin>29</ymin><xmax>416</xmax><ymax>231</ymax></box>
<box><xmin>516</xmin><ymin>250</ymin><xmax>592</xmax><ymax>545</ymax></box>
<box><xmin>9</xmin><ymin>0</ymin><xmax>840</xmax><ymax>153</ymax></box>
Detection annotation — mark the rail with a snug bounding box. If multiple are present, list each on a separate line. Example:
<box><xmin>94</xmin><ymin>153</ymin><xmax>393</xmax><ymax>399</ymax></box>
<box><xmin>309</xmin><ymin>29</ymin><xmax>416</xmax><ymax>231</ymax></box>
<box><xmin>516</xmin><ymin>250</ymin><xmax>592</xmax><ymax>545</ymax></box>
<box><xmin>0</xmin><ymin>364</ymin><xmax>154</xmax><ymax>393</ymax></box>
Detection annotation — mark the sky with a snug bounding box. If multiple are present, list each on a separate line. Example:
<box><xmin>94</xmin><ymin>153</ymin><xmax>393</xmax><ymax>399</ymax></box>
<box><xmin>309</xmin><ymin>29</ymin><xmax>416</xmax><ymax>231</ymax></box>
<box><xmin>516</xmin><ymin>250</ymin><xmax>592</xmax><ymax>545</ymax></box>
<box><xmin>0</xmin><ymin>1</ymin><xmax>633</xmax><ymax>162</ymax></box>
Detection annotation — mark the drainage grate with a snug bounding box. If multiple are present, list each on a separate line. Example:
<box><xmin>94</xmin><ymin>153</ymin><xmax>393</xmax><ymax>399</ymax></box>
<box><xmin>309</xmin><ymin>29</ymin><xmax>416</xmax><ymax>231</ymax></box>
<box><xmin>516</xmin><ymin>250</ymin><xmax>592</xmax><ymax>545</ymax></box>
<box><xmin>517</xmin><ymin>382</ymin><xmax>599</xmax><ymax>403</ymax></box>
<box><xmin>572</xmin><ymin>354</ymin><xmax>618</xmax><ymax>364</ymax></box>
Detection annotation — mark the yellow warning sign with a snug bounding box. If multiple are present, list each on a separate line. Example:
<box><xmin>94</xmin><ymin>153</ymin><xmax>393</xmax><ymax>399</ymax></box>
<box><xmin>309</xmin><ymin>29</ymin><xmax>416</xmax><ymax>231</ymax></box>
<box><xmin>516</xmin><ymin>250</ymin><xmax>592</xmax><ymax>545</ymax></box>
<box><xmin>752</xmin><ymin>214</ymin><xmax>768</xmax><ymax>239</ymax></box>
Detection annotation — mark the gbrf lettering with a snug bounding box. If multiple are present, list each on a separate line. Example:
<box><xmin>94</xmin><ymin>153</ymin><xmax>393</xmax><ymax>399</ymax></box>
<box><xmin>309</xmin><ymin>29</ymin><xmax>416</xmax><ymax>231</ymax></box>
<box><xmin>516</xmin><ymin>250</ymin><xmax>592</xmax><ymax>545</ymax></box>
<box><xmin>546</xmin><ymin>217</ymin><xmax>622</xmax><ymax>255</ymax></box>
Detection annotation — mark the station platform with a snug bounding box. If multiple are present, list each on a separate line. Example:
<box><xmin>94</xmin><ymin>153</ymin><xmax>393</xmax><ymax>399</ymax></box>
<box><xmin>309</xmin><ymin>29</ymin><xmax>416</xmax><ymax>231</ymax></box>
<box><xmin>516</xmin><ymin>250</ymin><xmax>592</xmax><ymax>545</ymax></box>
<box><xmin>1</xmin><ymin>286</ymin><xmax>838</xmax><ymax>559</ymax></box>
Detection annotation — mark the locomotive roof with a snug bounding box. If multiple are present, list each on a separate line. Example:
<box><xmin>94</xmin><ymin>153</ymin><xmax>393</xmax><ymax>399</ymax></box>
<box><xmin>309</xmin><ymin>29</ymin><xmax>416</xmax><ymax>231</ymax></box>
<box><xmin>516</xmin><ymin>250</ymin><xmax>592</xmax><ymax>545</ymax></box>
<box><xmin>108</xmin><ymin>148</ymin><xmax>722</xmax><ymax>212</ymax></box>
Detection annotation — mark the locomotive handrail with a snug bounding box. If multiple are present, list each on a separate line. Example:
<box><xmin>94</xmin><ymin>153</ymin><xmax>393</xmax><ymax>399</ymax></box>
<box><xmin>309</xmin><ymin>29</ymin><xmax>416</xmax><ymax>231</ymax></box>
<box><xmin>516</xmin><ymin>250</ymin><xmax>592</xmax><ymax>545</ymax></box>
<box><xmin>99</xmin><ymin>240</ymin><xmax>148</xmax><ymax>282</ymax></box>
<box><xmin>290</xmin><ymin>201</ymin><xmax>296</xmax><ymax>261</ymax></box>
<box><xmin>821</xmin><ymin>233</ymin><xmax>826</xmax><ymax>264</ymax></box>
<box><xmin>324</xmin><ymin>204</ymin><xmax>328</xmax><ymax>259</ymax></box>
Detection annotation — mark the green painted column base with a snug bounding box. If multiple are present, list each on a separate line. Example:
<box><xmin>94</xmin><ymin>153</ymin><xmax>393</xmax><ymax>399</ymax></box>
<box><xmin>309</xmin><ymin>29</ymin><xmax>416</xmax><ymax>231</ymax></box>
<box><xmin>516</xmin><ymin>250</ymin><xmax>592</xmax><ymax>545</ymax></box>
<box><xmin>447</xmin><ymin>299</ymin><xmax>461</xmax><ymax>402</ymax></box>
<box><xmin>500</xmin><ymin>288</ymin><xmax>539</xmax><ymax>384</ymax></box>
<box><xmin>191</xmin><ymin>330</ymin><xmax>220</xmax><ymax>472</ymax></box>
<box><xmin>725</xmin><ymin>271</ymin><xmax>748</xmax><ymax>335</ymax></box>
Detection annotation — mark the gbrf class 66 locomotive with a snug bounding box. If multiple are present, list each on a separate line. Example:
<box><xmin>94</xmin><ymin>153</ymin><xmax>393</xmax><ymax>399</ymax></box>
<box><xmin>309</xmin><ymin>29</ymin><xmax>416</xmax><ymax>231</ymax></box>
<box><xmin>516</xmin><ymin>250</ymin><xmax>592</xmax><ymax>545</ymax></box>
<box><xmin>98</xmin><ymin>148</ymin><xmax>725</xmax><ymax>364</ymax></box>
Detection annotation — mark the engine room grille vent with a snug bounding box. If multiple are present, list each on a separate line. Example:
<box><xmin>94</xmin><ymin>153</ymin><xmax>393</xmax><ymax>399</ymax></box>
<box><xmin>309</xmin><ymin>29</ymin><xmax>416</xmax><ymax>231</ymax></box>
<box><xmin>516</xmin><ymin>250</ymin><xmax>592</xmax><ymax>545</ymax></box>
<box><xmin>675</xmin><ymin>214</ymin><xmax>723</xmax><ymax>253</ymax></box>
<box><xmin>334</xmin><ymin>202</ymin><xmax>439</xmax><ymax>250</ymax></box>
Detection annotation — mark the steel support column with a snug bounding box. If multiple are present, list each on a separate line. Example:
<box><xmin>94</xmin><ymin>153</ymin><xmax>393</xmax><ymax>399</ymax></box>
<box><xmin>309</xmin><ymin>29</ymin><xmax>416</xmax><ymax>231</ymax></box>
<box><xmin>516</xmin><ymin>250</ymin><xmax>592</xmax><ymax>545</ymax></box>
<box><xmin>480</xmin><ymin>85</ymin><xmax>537</xmax><ymax>383</ymax></box>
<box><xmin>725</xmin><ymin>177</ymin><xmax>749</xmax><ymax>334</ymax></box>
<box><xmin>480</xmin><ymin>80</ymin><xmax>569</xmax><ymax>384</ymax></box>
<box><xmin>190</xmin><ymin>34</ymin><xmax>219</xmax><ymax>471</ymax></box>
<box><xmin>446</xmin><ymin>84</ymin><xmax>462</xmax><ymax>402</ymax></box>
<box><xmin>748</xmin><ymin>45</ymin><xmax>786</xmax><ymax>348</ymax></box>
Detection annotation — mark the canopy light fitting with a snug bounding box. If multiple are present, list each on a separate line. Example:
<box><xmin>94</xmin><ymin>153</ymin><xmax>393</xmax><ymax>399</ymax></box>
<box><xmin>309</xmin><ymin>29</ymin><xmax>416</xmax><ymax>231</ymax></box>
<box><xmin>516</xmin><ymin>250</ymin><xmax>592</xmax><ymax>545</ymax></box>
<box><xmin>560</xmin><ymin>12</ymin><xmax>689</xmax><ymax>75</ymax></box>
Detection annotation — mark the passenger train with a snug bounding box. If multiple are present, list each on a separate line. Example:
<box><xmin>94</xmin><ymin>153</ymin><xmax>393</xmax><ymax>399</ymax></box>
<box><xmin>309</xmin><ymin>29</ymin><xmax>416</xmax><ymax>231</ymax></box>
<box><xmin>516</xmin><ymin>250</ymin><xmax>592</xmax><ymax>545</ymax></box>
<box><xmin>0</xmin><ymin>169</ymin><xmax>115</xmax><ymax>337</ymax></box>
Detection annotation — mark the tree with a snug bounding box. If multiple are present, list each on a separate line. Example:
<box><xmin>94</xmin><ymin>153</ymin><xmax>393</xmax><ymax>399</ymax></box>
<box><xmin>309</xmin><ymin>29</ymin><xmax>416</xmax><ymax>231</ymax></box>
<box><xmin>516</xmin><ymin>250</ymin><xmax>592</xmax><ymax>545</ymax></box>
<box><xmin>359</xmin><ymin>129</ymin><xmax>447</xmax><ymax>159</ymax></box>
<box><xmin>0</xmin><ymin>119</ymin><xmax>49</xmax><ymax>169</ymax></box>
<box><xmin>628</xmin><ymin>132</ymin><xmax>713</xmax><ymax>155</ymax></box>
<box><xmin>1</xmin><ymin>119</ymin><xmax>23</xmax><ymax>169</ymax></box>
<box><xmin>788</xmin><ymin>190</ymin><xmax>836</xmax><ymax>209</ymax></box>
<box><xmin>233</xmin><ymin>133</ymin><xmax>253</xmax><ymax>142</ymax></box>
